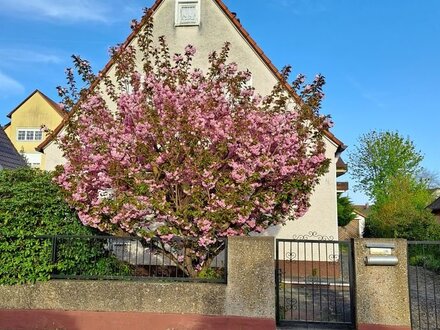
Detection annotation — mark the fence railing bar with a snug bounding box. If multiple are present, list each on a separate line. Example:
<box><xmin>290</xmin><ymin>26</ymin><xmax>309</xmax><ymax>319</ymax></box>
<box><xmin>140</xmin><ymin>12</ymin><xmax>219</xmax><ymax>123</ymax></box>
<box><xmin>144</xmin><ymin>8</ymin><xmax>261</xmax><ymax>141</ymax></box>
<box><xmin>277</xmin><ymin>239</ymin><xmax>349</xmax><ymax>244</ymax></box>
<box><xmin>277</xmin><ymin>320</ymin><xmax>354</xmax><ymax>327</ymax></box>
<box><xmin>297</xmin><ymin>240</ymin><xmax>300</xmax><ymax>322</ymax></box>
<box><xmin>407</xmin><ymin>244</ymin><xmax>415</xmax><ymax>329</ymax></box>
<box><xmin>310</xmin><ymin>241</ymin><xmax>314</xmax><ymax>320</ymax></box>
<box><xmin>348</xmin><ymin>239</ymin><xmax>356</xmax><ymax>327</ymax></box>
<box><xmin>224</xmin><ymin>238</ymin><xmax>228</xmax><ymax>283</ymax></box>
<box><xmin>415</xmin><ymin>246</ymin><xmax>421</xmax><ymax>329</ymax></box>
<box><xmin>318</xmin><ymin>242</ymin><xmax>323</xmax><ymax>322</ymax></box>
<box><xmin>50</xmin><ymin>274</ymin><xmax>226</xmax><ymax>283</ymax></box>
<box><xmin>283</xmin><ymin>242</ymin><xmax>288</xmax><ymax>320</ymax></box>
<box><xmin>275</xmin><ymin>239</ymin><xmax>280</xmax><ymax>324</ymax></box>
<box><xmin>2</xmin><ymin>235</ymin><xmax>227</xmax><ymax>284</ymax></box>
<box><xmin>340</xmin><ymin>243</ymin><xmax>346</xmax><ymax>322</ymax></box>
<box><xmin>408</xmin><ymin>241</ymin><xmax>440</xmax><ymax>245</ymax></box>
<box><xmin>422</xmin><ymin>244</ymin><xmax>430</xmax><ymax>329</ymax></box>
<box><xmin>434</xmin><ymin>263</ymin><xmax>439</xmax><ymax>330</ymax></box>
<box><xmin>304</xmin><ymin>240</ymin><xmax>307</xmax><ymax>322</ymax></box>
<box><xmin>289</xmin><ymin>240</ymin><xmax>294</xmax><ymax>321</ymax></box>
<box><xmin>325</xmin><ymin>242</ymin><xmax>330</xmax><ymax>322</ymax></box>
<box><xmin>332</xmin><ymin>242</ymin><xmax>337</xmax><ymax>321</ymax></box>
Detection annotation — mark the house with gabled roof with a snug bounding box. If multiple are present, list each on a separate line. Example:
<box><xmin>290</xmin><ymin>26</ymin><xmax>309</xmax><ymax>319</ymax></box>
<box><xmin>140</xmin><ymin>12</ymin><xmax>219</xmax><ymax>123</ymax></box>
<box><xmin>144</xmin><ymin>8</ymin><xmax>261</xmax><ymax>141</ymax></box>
<box><xmin>3</xmin><ymin>89</ymin><xmax>67</xmax><ymax>170</ymax></box>
<box><xmin>36</xmin><ymin>0</ymin><xmax>346</xmax><ymax>241</ymax></box>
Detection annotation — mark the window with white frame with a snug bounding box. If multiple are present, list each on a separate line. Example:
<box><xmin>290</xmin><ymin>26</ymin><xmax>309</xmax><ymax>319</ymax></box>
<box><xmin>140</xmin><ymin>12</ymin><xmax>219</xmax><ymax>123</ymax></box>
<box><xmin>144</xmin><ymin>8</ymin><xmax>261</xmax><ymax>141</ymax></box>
<box><xmin>17</xmin><ymin>128</ymin><xmax>43</xmax><ymax>141</ymax></box>
<box><xmin>175</xmin><ymin>0</ymin><xmax>200</xmax><ymax>26</ymax></box>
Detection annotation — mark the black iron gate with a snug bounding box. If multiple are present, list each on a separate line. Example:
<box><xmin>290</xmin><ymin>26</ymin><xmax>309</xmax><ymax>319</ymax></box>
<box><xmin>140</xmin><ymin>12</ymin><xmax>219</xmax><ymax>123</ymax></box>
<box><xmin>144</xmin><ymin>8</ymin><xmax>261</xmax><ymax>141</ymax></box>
<box><xmin>408</xmin><ymin>241</ymin><xmax>440</xmax><ymax>330</ymax></box>
<box><xmin>275</xmin><ymin>238</ymin><xmax>356</xmax><ymax>329</ymax></box>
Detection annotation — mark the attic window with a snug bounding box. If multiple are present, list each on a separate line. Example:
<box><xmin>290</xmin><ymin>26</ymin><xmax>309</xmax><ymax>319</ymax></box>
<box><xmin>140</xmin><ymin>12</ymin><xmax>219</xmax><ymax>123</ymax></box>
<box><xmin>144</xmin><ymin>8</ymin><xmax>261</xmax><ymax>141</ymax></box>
<box><xmin>175</xmin><ymin>0</ymin><xmax>200</xmax><ymax>26</ymax></box>
<box><xmin>17</xmin><ymin>128</ymin><xmax>43</xmax><ymax>141</ymax></box>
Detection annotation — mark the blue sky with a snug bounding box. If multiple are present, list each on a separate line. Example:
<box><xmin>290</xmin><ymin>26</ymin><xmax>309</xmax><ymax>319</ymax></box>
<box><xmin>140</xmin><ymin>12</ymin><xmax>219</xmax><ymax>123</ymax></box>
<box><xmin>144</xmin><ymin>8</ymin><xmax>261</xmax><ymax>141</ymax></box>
<box><xmin>0</xmin><ymin>0</ymin><xmax>439</xmax><ymax>204</ymax></box>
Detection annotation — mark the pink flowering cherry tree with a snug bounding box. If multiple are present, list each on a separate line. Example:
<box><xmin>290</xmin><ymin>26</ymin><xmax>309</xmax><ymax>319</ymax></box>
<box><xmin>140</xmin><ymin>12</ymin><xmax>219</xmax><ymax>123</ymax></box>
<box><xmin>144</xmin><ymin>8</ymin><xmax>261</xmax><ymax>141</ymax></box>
<box><xmin>54</xmin><ymin>18</ymin><xmax>331</xmax><ymax>277</ymax></box>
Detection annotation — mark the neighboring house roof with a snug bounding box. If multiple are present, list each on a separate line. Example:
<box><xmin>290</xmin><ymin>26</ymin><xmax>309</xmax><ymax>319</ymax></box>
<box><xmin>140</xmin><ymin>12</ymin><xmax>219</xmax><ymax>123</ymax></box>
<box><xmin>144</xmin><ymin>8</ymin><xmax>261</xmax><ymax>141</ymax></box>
<box><xmin>6</xmin><ymin>89</ymin><xmax>67</xmax><ymax>120</ymax></box>
<box><xmin>427</xmin><ymin>197</ymin><xmax>440</xmax><ymax>214</ymax></box>
<box><xmin>36</xmin><ymin>0</ymin><xmax>346</xmax><ymax>153</ymax></box>
<box><xmin>354</xmin><ymin>204</ymin><xmax>371</xmax><ymax>218</ymax></box>
<box><xmin>0</xmin><ymin>129</ymin><xmax>27</xmax><ymax>169</ymax></box>
<box><xmin>336</xmin><ymin>157</ymin><xmax>348</xmax><ymax>178</ymax></box>
<box><xmin>337</xmin><ymin>181</ymin><xmax>349</xmax><ymax>192</ymax></box>
<box><xmin>337</xmin><ymin>157</ymin><xmax>348</xmax><ymax>171</ymax></box>
<box><xmin>353</xmin><ymin>209</ymin><xmax>366</xmax><ymax>219</ymax></box>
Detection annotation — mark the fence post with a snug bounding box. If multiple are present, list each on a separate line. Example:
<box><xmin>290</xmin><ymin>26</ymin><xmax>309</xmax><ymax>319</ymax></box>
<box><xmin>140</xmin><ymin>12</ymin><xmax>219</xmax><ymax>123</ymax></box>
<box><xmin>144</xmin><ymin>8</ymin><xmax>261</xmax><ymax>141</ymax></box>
<box><xmin>225</xmin><ymin>236</ymin><xmax>275</xmax><ymax>324</ymax></box>
<box><xmin>275</xmin><ymin>241</ymin><xmax>280</xmax><ymax>324</ymax></box>
<box><xmin>51</xmin><ymin>236</ymin><xmax>58</xmax><ymax>265</ymax></box>
<box><xmin>353</xmin><ymin>238</ymin><xmax>411</xmax><ymax>330</ymax></box>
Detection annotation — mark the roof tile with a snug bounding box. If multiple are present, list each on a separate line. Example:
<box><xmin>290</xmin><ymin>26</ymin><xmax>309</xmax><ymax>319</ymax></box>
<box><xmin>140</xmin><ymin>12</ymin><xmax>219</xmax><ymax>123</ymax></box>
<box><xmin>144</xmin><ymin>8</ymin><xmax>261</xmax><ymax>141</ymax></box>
<box><xmin>0</xmin><ymin>130</ymin><xmax>27</xmax><ymax>169</ymax></box>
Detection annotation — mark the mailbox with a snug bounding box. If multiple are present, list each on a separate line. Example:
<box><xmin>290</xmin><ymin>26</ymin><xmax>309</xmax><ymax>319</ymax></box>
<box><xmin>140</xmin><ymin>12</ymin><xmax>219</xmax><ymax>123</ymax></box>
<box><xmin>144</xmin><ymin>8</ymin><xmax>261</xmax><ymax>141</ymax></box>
<box><xmin>365</xmin><ymin>242</ymin><xmax>395</xmax><ymax>255</ymax></box>
<box><xmin>365</xmin><ymin>255</ymin><xmax>399</xmax><ymax>266</ymax></box>
<box><xmin>364</xmin><ymin>242</ymin><xmax>398</xmax><ymax>266</ymax></box>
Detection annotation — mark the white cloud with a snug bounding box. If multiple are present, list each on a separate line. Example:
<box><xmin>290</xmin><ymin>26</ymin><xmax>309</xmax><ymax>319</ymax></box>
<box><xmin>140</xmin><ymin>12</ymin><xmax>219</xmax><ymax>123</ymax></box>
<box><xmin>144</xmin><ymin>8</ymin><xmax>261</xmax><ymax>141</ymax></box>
<box><xmin>0</xmin><ymin>71</ymin><xmax>25</xmax><ymax>95</ymax></box>
<box><xmin>0</xmin><ymin>0</ymin><xmax>110</xmax><ymax>22</ymax></box>
<box><xmin>0</xmin><ymin>49</ymin><xmax>62</xmax><ymax>64</ymax></box>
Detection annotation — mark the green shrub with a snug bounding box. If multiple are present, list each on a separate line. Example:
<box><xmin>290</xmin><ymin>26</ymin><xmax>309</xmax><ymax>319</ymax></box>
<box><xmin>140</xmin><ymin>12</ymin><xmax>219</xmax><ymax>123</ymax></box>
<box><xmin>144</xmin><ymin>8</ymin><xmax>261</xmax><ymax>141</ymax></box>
<box><xmin>197</xmin><ymin>266</ymin><xmax>224</xmax><ymax>280</ymax></box>
<box><xmin>337</xmin><ymin>195</ymin><xmax>356</xmax><ymax>227</ymax></box>
<box><xmin>408</xmin><ymin>244</ymin><xmax>440</xmax><ymax>273</ymax></box>
<box><xmin>364</xmin><ymin>174</ymin><xmax>439</xmax><ymax>241</ymax></box>
<box><xmin>0</xmin><ymin>168</ymin><xmax>130</xmax><ymax>285</ymax></box>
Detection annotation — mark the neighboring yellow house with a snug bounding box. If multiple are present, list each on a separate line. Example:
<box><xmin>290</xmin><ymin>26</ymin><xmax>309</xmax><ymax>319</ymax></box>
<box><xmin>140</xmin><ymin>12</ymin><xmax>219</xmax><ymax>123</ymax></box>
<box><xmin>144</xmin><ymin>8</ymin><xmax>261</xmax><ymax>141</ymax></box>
<box><xmin>3</xmin><ymin>90</ymin><xmax>67</xmax><ymax>170</ymax></box>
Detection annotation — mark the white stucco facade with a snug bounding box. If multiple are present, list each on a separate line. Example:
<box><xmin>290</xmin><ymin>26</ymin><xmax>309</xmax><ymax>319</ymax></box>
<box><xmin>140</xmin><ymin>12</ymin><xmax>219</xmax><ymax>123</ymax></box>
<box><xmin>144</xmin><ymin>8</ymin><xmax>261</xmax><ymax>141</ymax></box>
<box><xmin>41</xmin><ymin>0</ymin><xmax>342</xmax><ymax>242</ymax></box>
<box><xmin>262</xmin><ymin>138</ymin><xmax>339</xmax><ymax>241</ymax></box>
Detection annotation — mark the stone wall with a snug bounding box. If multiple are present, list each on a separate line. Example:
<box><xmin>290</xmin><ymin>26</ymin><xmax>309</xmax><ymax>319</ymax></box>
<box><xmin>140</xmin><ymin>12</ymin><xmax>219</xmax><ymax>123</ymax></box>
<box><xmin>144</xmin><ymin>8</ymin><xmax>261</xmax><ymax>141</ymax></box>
<box><xmin>0</xmin><ymin>236</ymin><xmax>419</xmax><ymax>330</ymax></box>
<box><xmin>0</xmin><ymin>236</ymin><xmax>275</xmax><ymax>330</ymax></box>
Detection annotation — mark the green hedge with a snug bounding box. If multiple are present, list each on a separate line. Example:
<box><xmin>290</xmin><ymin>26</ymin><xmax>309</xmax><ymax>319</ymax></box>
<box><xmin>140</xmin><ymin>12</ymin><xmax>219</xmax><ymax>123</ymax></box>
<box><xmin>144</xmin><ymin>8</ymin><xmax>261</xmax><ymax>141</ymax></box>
<box><xmin>0</xmin><ymin>168</ymin><xmax>129</xmax><ymax>285</ymax></box>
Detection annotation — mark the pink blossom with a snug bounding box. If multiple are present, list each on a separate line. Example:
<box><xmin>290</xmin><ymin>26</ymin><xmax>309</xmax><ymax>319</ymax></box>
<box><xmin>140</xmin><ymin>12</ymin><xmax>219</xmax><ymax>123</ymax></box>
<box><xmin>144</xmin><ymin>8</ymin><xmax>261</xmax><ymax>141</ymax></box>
<box><xmin>173</xmin><ymin>54</ymin><xmax>184</xmax><ymax>63</ymax></box>
<box><xmin>56</xmin><ymin>37</ymin><xmax>329</xmax><ymax>276</ymax></box>
<box><xmin>184</xmin><ymin>45</ymin><xmax>196</xmax><ymax>56</ymax></box>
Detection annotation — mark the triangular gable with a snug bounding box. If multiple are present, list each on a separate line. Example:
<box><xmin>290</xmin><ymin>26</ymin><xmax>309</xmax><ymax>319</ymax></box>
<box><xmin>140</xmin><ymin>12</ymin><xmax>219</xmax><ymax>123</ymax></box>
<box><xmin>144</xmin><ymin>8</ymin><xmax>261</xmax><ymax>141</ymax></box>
<box><xmin>7</xmin><ymin>89</ymin><xmax>67</xmax><ymax>119</ymax></box>
<box><xmin>37</xmin><ymin>0</ymin><xmax>345</xmax><ymax>152</ymax></box>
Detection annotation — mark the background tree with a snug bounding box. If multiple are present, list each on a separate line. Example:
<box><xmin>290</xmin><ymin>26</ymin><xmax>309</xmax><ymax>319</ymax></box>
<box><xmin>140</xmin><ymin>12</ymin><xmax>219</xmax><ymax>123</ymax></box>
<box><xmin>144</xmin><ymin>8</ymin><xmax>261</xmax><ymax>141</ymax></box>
<box><xmin>54</xmin><ymin>19</ymin><xmax>332</xmax><ymax>277</ymax></box>
<box><xmin>418</xmin><ymin>168</ymin><xmax>440</xmax><ymax>189</ymax></box>
<box><xmin>348</xmin><ymin>130</ymin><xmax>423</xmax><ymax>200</ymax></box>
<box><xmin>349</xmin><ymin>130</ymin><xmax>439</xmax><ymax>241</ymax></box>
<box><xmin>365</xmin><ymin>174</ymin><xmax>437</xmax><ymax>240</ymax></box>
<box><xmin>337</xmin><ymin>195</ymin><xmax>356</xmax><ymax>227</ymax></box>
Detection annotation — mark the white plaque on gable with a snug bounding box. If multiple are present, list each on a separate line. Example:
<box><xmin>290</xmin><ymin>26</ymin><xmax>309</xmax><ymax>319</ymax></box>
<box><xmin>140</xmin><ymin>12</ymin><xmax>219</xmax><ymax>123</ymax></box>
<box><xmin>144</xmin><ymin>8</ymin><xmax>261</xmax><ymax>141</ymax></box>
<box><xmin>175</xmin><ymin>0</ymin><xmax>200</xmax><ymax>26</ymax></box>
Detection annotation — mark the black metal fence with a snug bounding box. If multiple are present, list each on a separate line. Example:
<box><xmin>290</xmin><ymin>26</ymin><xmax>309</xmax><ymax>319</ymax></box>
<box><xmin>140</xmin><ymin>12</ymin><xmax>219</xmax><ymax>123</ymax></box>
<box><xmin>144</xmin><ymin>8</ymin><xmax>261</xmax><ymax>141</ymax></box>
<box><xmin>1</xmin><ymin>235</ymin><xmax>227</xmax><ymax>283</ymax></box>
<box><xmin>276</xmin><ymin>239</ymin><xmax>355</xmax><ymax>329</ymax></box>
<box><xmin>408</xmin><ymin>241</ymin><xmax>440</xmax><ymax>330</ymax></box>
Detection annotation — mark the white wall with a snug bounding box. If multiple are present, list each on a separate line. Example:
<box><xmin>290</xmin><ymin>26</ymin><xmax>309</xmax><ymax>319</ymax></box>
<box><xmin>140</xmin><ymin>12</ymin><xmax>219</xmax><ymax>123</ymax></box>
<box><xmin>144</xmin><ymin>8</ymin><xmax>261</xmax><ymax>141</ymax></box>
<box><xmin>261</xmin><ymin>138</ymin><xmax>339</xmax><ymax>242</ymax></box>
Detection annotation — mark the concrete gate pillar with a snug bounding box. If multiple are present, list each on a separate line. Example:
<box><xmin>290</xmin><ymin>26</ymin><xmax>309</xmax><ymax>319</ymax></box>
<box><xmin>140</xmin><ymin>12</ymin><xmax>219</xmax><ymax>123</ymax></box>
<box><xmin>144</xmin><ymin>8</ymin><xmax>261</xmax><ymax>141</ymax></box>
<box><xmin>354</xmin><ymin>238</ymin><xmax>411</xmax><ymax>330</ymax></box>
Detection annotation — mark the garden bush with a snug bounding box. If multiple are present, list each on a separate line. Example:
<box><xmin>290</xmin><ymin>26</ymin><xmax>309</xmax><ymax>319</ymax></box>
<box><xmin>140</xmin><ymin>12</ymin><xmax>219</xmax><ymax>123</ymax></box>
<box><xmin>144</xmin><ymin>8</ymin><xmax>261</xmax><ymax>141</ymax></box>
<box><xmin>0</xmin><ymin>168</ymin><xmax>129</xmax><ymax>285</ymax></box>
